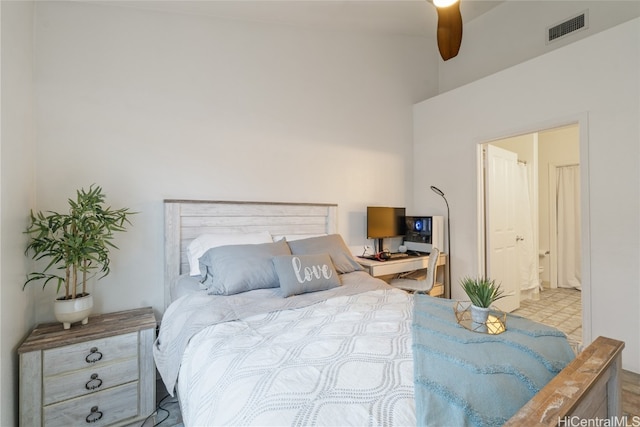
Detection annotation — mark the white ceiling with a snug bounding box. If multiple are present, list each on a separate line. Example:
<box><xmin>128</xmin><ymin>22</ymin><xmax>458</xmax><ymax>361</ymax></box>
<box><xmin>92</xmin><ymin>0</ymin><xmax>504</xmax><ymax>38</ymax></box>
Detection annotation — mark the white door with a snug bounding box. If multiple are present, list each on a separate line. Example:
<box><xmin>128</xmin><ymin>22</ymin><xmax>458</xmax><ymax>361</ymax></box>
<box><xmin>485</xmin><ymin>145</ymin><xmax>520</xmax><ymax>312</ymax></box>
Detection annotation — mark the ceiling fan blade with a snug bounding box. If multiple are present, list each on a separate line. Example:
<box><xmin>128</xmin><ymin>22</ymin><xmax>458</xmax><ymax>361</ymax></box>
<box><xmin>436</xmin><ymin>1</ymin><xmax>463</xmax><ymax>61</ymax></box>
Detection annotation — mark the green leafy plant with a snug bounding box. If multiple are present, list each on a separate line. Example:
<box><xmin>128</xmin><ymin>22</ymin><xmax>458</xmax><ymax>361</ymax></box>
<box><xmin>24</xmin><ymin>185</ymin><xmax>134</xmax><ymax>300</ymax></box>
<box><xmin>460</xmin><ymin>276</ymin><xmax>506</xmax><ymax>308</ymax></box>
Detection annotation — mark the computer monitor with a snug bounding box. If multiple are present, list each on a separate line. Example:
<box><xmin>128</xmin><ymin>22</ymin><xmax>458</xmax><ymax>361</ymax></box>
<box><xmin>366</xmin><ymin>206</ymin><xmax>406</xmax><ymax>252</ymax></box>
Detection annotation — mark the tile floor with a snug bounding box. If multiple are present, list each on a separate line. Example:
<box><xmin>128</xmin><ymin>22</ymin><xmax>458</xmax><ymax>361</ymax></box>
<box><xmin>513</xmin><ymin>287</ymin><xmax>640</xmax><ymax>422</ymax></box>
<box><xmin>512</xmin><ymin>286</ymin><xmax>583</xmax><ymax>351</ymax></box>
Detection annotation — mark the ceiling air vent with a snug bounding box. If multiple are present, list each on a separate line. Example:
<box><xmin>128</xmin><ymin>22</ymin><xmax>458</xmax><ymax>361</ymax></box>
<box><xmin>546</xmin><ymin>10</ymin><xmax>588</xmax><ymax>44</ymax></box>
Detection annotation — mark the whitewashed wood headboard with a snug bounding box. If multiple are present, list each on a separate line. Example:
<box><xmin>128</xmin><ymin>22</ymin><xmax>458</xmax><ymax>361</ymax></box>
<box><xmin>164</xmin><ymin>199</ymin><xmax>338</xmax><ymax>310</ymax></box>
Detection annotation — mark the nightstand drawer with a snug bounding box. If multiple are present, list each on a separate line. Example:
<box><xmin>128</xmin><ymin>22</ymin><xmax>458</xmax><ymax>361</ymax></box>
<box><xmin>43</xmin><ymin>382</ymin><xmax>138</xmax><ymax>427</ymax></box>
<box><xmin>43</xmin><ymin>356</ymin><xmax>138</xmax><ymax>405</ymax></box>
<box><xmin>43</xmin><ymin>332</ymin><xmax>138</xmax><ymax>376</ymax></box>
<box><xmin>19</xmin><ymin>307</ymin><xmax>156</xmax><ymax>426</ymax></box>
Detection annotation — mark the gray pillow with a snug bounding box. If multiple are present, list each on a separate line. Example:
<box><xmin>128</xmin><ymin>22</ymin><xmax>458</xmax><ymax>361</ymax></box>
<box><xmin>273</xmin><ymin>253</ymin><xmax>341</xmax><ymax>297</ymax></box>
<box><xmin>199</xmin><ymin>240</ymin><xmax>291</xmax><ymax>295</ymax></box>
<box><xmin>287</xmin><ymin>234</ymin><xmax>363</xmax><ymax>274</ymax></box>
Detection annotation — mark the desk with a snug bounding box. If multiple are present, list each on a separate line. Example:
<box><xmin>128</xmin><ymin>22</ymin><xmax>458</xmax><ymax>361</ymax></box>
<box><xmin>358</xmin><ymin>253</ymin><xmax>448</xmax><ymax>298</ymax></box>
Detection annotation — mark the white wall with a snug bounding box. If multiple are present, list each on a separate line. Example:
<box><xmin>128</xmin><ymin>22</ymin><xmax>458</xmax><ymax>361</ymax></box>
<box><xmin>1</xmin><ymin>1</ymin><xmax>36</xmax><ymax>425</ymax></box>
<box><xmin>414</xmin><ymin>18</ymin><xmax>640</xmax><ymax>372</ymax></box>
<box><xmin>31</xmin><ymin>1</ymin><xmax>436</xmax><ymax>321</ymax></box>
<box><xmin>440</xmin><ymin>1</ymin><xmax>640</xmax><ymax>93</ymax></box>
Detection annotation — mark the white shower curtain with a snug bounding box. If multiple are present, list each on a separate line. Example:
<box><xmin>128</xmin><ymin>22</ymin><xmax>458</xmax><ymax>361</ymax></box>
<box><xmin>556</xmin><ymin>165</ymin><xmax>581</xmax><ymax>289</ymax></box>
<box><xmin>516</xmin><ymin>163</ymin><xmax>538</xmax><ymax>291</ymax></box>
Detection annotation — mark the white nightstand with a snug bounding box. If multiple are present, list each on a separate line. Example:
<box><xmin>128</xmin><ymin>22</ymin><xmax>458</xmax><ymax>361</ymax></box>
<box><xmin>358</xmin><ymin>253</ymin><xmax>449</xmax><ymax>298</ymax></box>
<box><xmin>18</xmin><ymin>307</ymin><xmax>156</xmax><ymax>427</ymax></box>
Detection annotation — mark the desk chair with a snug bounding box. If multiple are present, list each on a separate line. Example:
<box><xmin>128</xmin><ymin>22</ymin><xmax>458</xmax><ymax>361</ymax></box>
<box><xmin>390</xmin><ymin>247</ymin><xmax>440</xmax><ymax>294</ymax></box>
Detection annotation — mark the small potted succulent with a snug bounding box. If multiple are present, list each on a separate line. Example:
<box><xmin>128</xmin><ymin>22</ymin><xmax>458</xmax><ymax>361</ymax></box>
<box><xmin>460</xmin><ymin>276</ymin><xmax>506</xmax><ymax>325</ymax></box>
<box><xmin>24</xmin><ymin>185</ymin><xmax>134</xmax><ymax>329</ymax></box>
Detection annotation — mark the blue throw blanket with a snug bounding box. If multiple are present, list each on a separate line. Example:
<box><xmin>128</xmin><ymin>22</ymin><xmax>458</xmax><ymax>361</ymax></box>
<box><xmin>413</xmin><ymin>295</ymin><xmax>575</xmax><ymax>427</ymax></box>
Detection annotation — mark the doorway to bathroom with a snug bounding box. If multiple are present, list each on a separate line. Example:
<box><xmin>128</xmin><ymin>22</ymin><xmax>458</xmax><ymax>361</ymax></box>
<box><xmin>478</xmin><ymin>123</ymin><xmax>583</xmax><ymax>346</ymax></box>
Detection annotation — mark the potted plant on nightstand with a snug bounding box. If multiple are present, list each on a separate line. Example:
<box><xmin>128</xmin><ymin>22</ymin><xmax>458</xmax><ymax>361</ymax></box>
<box><xmin>460</xmin><ymin>276</ymin><xmax>506</xmax><ymax>325</ymax></box>
<box><xmin>24</xmin><ymin>185</ymin><xmax>134</xmax><ymax>329</ymax></box>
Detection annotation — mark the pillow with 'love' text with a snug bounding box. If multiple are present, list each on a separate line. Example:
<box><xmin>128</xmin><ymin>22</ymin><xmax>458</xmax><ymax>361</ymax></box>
<box><xmin>272</xmin><ymin>253</ymin><xmax>341</xmax><ymax>297</ymax></box>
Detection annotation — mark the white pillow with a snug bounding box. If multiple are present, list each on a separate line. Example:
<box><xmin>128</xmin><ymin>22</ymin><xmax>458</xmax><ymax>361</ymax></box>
<box><xmin>186</xmin><ymin>231</ymin><xmax>273</xmax><ymax>276</ymax></box>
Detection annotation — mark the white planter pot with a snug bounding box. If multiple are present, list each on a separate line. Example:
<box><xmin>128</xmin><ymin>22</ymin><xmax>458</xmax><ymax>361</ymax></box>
<box><xmin>470</xmin><ymin>305</ymin><xmax>490</xmax><ymax>333</ymax></box>
<box><xmin>54</xmin><ymin>294</ymin><xmax>93</xmax><ymax>329</ymax></box>
<box><xmin>470</xmin><ymin>305</ymin><xmax>490</xmax><ymax>324</ymax></box>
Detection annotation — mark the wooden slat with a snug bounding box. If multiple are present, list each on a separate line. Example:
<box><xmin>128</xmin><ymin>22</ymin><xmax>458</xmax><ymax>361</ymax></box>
<box><xmin>164</xmin><ymin>202</ymin><xmax>181</xmax><ymax>311</ymax></box>
<box><xmin>170</xmin><ymin>199</ymin><xmax>335</xmax><ymax>214</ymax></box>
<box><xmin>17</xmin><ymin>307</ymin><xmax>156</xmax><ymax>354</ymax></box>
<box><xmin>139</xmin><ymin>327</ymin><xmax>156</xmax><ymax>417</ymax></box>
<box><xmin>20</xmin><ymin>351</ymin><xmax>42</xmax><ymax>426</ymax></box>
<box><xmin>505</xmin><ymin>336</ymin><xmax>625</xmax><ymax>426</ymax></box>
<box><xmin>622</xmin><ymin>370</ymin><xmax>640</xmax><ymax>417</ymax></box>
<box><xmin>181</xmin><ymin>215</ymin><xmax>329</xmax><ymax>228</ymax></box>
<box><xmin>568</xmin><ymin>368</ymin><xmax>609</xmax><ymax>419</ymax></box>
<box><xmin>180</xmin><ymin>224</ymin><xmax>329</xmax><ymax>239</ymax></box>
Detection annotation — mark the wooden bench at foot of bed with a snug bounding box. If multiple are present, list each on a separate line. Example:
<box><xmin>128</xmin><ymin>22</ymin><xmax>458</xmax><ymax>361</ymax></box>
<box><xmin>506</xmin><ymin>336</ymin><xmax>625</xmax><ymax>426</ymax></box>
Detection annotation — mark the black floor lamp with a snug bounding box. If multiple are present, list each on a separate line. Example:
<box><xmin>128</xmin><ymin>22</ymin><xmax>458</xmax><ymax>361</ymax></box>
<box><xmin>430</xmin><ymin>186</ymin><xmax>451</xmax><ymax>298</ymax></box>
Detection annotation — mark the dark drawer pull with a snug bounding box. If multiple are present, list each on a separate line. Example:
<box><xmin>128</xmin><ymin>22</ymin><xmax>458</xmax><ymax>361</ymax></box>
<box><xmin>85</xmin><ymin>373</ymin><xmax>103</xmax><ymax>390</ymax></box>
<box><xmin>85</xmin><ymin>347</ymin><xmax>103</xmax><ymax>364</ymax></box>
<box><xmin>85</xmin><ymin>406</ymin><xmax>103</xmax><ymax>423</ymax></box>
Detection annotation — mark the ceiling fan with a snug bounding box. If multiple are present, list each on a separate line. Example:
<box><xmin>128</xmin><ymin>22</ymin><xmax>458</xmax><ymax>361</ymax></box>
<box><xmin>433</xmin><ymin>0</ymin><xmax>463</xmax><ymax>61</ymax></box>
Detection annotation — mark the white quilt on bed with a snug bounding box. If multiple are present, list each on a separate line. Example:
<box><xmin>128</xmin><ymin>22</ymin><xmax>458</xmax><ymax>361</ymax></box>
<box><xmin>172</xmin><ymin>275</ymin><xmax>416</xmax><ymax>426</ymax></box>
<box><xmin>155</xmin><ymin>272</ymin><xmax>392</xmax><ymax>394</ymax></box>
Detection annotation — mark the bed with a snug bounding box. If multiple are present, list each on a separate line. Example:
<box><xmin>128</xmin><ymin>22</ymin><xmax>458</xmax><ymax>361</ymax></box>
<box><xmin>155</xmin><ymin>199</ymin><xmax>625</xmax><ymax>426</ymax></box>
